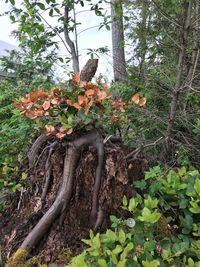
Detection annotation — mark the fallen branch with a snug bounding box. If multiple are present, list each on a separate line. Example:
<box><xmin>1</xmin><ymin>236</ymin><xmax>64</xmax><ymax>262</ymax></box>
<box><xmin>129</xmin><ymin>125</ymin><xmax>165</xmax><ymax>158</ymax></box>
<box><xmin>125</xmin><ymin>137</ymin><xmax>163</xmax><ymax>160</ymax></box>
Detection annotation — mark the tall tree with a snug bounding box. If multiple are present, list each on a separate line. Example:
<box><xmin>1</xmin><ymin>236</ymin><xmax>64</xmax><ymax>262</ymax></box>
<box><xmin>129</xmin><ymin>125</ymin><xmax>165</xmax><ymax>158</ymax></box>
<box><xmin>4</xmin><ymin>0</ymin><xmax>108</xmax><ymax>73</ymax></box>
<box><xmin>111</xmin><ymin>0</ymin><xmax>126</xmax><ymax>81</ymax></box>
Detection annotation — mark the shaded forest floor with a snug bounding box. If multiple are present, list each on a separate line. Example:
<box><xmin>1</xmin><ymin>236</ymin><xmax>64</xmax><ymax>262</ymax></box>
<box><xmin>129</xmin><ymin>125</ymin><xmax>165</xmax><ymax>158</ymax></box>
<box><xmin>0</xmin><ymin>140</ymin><xmax>148</xmax><ymax>266</ymax></box>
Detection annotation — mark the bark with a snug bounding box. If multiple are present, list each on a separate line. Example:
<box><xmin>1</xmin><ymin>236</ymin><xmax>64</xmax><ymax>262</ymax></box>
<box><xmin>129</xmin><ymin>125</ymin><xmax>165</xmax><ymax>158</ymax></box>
<box><xmin>160</xmin><ymin>0</ymin><xmax>193</xmax><ymax>161</ymax></box>
<box><xmin>111</xmin><ymin>0</ymin><xmax>126</xmax><ymax>82</ymax></box>
<box><xmin>80</xmin><ymin>59</ymin><xmax>99</xmax><ymax>82</ymax></box>
<box><xmin>139</xmin><ymin>0</ymin><xmax>148</xmax><ymax>79</ymax></box>
<box><xmin>19</xmin><ymin>130</ymin><xmax>104</xmax><ymax>253</ymax></box>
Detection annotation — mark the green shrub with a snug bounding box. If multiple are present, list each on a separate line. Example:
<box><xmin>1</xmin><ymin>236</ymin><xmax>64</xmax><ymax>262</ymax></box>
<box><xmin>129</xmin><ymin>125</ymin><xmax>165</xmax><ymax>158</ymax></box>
<box><xmin>70</xmin><ymin>166</ymin><xmax>200</xmax><ymax>267</ymax></box>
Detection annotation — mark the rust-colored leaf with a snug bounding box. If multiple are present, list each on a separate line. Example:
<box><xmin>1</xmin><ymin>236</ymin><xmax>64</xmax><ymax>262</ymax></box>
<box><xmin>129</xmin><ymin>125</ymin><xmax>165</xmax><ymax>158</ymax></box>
<box><xmin>59</xmin><ymin>126</ymin><xmax>66</xmax><ymax>133</ymax></box>
<box><xmin>79</xmin><ymin>81</ymin><xmax>87</xmax><ymax>88</ymax></box>
<box><xmin>131</xmin><ymin>93</ymin><xmax>140</xmax><ymax>104</ymax></box>
<box><xmin>56</xmin><ymin>132</ymin><xmax>66</xmax><ymax>139</ymax></box>
<box><xmin>73</xmin><ymin>102</ymin><xmax>82</xmax><ymax>110</ymax></box>
<box><xmin>97</xmin><ymin>90</ymin><xmax>108</xmax><ymax>101</ymax></box>
<box><xmin>13</xmin><ymin>101</ymin><xmax>22</xmax><ymax>109</ymax></box>
<box><xmin>66</xmin><ymin>99</ymin><xmax>73</xmax><ymax>106</ymax></box>
<box><xmin>85</xmin><ymin>99</ymin><xmax>94</xmax><ymax>114</ymax></box>
<box><xmin>66</xmin><ymin>128</ymin><xmax>73</xmax><ymax>135</ymax></box>
<box><xmin>29</xmin><ymin>90</ymin><xmax>48</xmax><ymax>102</ymax></box>
<box><xmin>66</xmin><ymin>98</ymin><xmax>82</xmax><ymax>110</ymax></box>
<box><xmin>25</xmin><ymin>102</ymin><xmax>33</xmax><ymax>109</ymax></box>
<box><xmin>71</xmin><ymin>72</ymin><xmax>80</xmax><ymax>85</ymax></box>
<box><xmin>111</xmin><ymin>115</ymin><xmax>119</xmax><ymax>122</ymax></box>
<box><xmin>42</xmin><ymin>100</ymin><xmax>51</xmax><ymax>110</ymax></box>
<box><xmin>78</xmin><ymin>95</ymin><xmax>88</xmax><ymax>106</ymax></box>
<box><xmin>139</xmin><ymin>97</ymin><xmax>147</xmax><ymax>107</ymax></box>
<box><xmin>52</xmin><ymin>88</ymin><xmax>61</xmax><ymax>96</ymax></box>
<box><xmin>112</xmin><ymin>98</ymin><xmax>126</xmax><ymax>112</ymax></box>
<box><xmin>24</xmin><ymin>110</ymin><xmax>44</xmax><ymax>120</ymax></box>
<box><xmin>21</xmin><ymin>97</ymin><xmax>30</xmax><ymax>104</ymax></box>
<box><xmin>34</xmin><ymin>104</ymin><xmax>43</xmax><ymax>110</ymax></box>
<box><xmin>85</xmin><ymin>89</ymin><xmax>96</xmax><ymax>97</ymax></box>
<box><xmin>44</xmin><ymin>111</ymin><xmax>49</xmax><ymax>116</ymax></box>
<box><xmin>51</xmin><ymin>97</ymin><xmax>60</xmax><ymax>105</ymax></box>
<box><xmin>45</xmin><ymin>124</ymin><xmax>55</xmax><ymax>135</ymax></box>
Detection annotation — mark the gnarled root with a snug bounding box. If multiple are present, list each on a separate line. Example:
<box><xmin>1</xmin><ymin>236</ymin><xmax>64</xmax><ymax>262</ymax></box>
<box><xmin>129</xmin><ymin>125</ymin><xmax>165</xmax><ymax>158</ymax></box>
<box><xmin>10</xmin><ymin>129</ymin><xmax>104</xmax><ymax>259</ymax></box>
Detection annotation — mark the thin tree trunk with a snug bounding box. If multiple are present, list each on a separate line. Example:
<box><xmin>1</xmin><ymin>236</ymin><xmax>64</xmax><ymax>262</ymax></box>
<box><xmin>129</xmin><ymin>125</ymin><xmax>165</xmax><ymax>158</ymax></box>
<box><xmin>64</xmin><ymin>6</ymin><xmax>80</xmax><ymax>72</ymax></box>
<box><xmin>111</xmin><ymin>0</ymin><xmax>126</xmax><ymax>82</ymax></box>
<box><xmin>139</xmin><ymin>0</ymin><xmax>148</xmax><ymax>79</ymax></box>
<box><xmin>160</xmin><ymin>0</ymin><xmax>192</xmax><ymax>161</ymax></box>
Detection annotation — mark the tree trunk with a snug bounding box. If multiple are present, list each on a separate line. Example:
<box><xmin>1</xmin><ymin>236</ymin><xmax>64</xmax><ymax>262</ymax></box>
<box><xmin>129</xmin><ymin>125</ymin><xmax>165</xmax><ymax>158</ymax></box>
<box><xmin>160</xmin><ymin>0</ymin><xmax>193</xmax><ymax>161</ymax></box>
<box><xmin>64</xmin><ymin>5</ymin><xmax>80</xmax><ymax>72</ymax></box>
<box><xmin>111</xmin><ymin>0</ymin><xmax>126</xmax><ymax>82</ymax></box>
<box><xmin>139</xmin><ymin>0</ymin><xmax>148</xmax><ymax>80</ymax></box>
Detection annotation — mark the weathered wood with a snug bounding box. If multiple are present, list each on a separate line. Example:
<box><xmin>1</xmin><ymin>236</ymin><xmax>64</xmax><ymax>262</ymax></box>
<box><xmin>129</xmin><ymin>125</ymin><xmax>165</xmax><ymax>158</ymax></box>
<box><xmin>80</xmin><ymin>59</ymin><xmax>98</xmax><ymax>82</ymax></box>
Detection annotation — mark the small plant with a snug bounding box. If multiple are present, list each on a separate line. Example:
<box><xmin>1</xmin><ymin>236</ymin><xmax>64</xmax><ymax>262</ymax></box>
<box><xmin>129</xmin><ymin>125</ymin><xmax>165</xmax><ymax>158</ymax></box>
<box><xmin>70</xmin><ymin>166</ymin><xmax>200</xmax><ymax>267</ymax></box>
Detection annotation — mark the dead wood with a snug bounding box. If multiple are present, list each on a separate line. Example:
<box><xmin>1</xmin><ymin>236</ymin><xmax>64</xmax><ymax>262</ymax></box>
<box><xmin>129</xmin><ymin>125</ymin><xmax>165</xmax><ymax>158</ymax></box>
<box><xmin>80</xmin><ymin>59</ymin><xmax>98</xmax><ymax>82</ymax></box>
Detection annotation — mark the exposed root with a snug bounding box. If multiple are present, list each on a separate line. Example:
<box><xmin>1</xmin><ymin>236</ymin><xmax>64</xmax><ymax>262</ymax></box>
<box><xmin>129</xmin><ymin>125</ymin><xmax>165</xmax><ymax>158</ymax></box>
<box><xmin>41</xmin><ymin>141</ymin><xmax>58</xmax><ymax>201</ymax></box>
<box><xmin>15</xmin><ymin>129</ymin><xmax>104</xmax><ymax>254</ymax></box>
<box><xmin>27</xmin><ymin>134</ymin><xmax>50</xmax><ymax>171</ymax></box>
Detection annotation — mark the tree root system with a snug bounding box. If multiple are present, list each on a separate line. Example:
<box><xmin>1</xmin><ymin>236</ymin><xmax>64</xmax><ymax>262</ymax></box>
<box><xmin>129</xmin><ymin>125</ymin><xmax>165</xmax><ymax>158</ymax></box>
<box><xmin>0</xmin><ymin>129</ymin><xmax>148</xmax><ymax>266</ymax></box>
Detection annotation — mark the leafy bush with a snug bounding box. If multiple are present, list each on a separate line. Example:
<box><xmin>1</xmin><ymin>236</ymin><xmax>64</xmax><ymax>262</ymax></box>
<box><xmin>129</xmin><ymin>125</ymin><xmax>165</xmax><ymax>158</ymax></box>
<box><xmin>70</xmin><ymin>166</ymin><xmax>200</xmax><ymax>267</ymax></box>
<box><xmin>0</xmin><ymin>78</ymin><xmax>53</xmax><ymax>210</ymax></box>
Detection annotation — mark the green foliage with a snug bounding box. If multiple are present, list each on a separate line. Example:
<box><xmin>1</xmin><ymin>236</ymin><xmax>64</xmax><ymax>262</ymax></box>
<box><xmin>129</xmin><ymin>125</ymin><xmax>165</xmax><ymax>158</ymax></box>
<box><xmin>70</xmin><ymin>166</ymin><xmax>200</xmax><ymax>266</ymax></box>
<box><xmin>0</xmin><ymin>78</ymin><xmax>53</xmax><ymax>210</ymax></box>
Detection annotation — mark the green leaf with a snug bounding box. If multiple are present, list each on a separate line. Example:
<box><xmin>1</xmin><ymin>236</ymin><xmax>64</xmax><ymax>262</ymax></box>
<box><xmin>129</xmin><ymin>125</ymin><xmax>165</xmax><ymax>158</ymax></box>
<box><xmin>49</xmin><ymin>9</ymin><xmax>53</xmax><ymax>16</ymax></box>
<box><xmin>98</xmin><ymin>259</ymin><xmax>108</xmax><ymax>267</ymax></box>
<box><xmin>142</xmin><ymin>260</ymin><xmax>160</xmax><ymax>267</ymax></box>
<box><xmin>189</xmin><ymin>200</ymin><xmax>200</xmax><ymax>214</ymax></box>
<box><xmin>10</xmin><ymin>0</ymin><xmax>15</xmax><ymax>5</ymax></box>
<box><xmin>138</xmin><ymin>207</ymin><xmax>161</xmax><ymax>224</ymax></box>
<box><xmin>145</xmin><ymin>166</ymin><xmax>161</xmax><ymax>180</ymax></box>
<box><xmin>180</xmin><ymin>214</ymin><xmax>193</xmax><ymax>234</ymax></box>
<box><xmin>188</xmin><ymin>258</ymin><xmax>195</xmax><ymax>267</ymax></box>
<box><xmin>89</xmin><ymin>229</ymin><xmax>94</xmax><ymax>239</ymax></box>
<box><xmin>92</xmin><ymin>233</ymin><xmax>101</xmax><ymax>249</ymax></box>
<box><xmin>144</xmin><ymin>240</ymin><xmax>157</xmax><ymax>252</ymax></box>
<box><xmin>144</xmin><ymin>195</ymin><xmax>158</xmax><ymax>210</ymax></box>
<box><xmin>134</xmin><ymin>180</ymin><xmax>147</xmax><ymax>190</ymax></box>
<box><xmin>10</xmin><ymin>15</ymin><xmax>15</xmax><ymax>23</ymax></box>
<box><xmin>70</xmin><ymin>252</ymin><xmax>87</xmax><ymax>267</ymax></box>
<box><xmin>112</xmin><ymin>244</ymin><xmax>123</xmax><ymax>255</ymax></box>
<box><xmin>106</xmin><ymin>229</ymin><xmax>117</xmax><ymax>242</ymax></box>
<box><xmin>117</xmin><ymin>259</ymin><xmax>126</xmax><ymax>267</ymax></box>
<box><xmin>120</xmin><ymin>243</ymin><xmax>133</xmax><ymax>260</ymax></box>
<box><xmin>122</xmin><ymin>195</ymin><xmax>128</xmax><ymax>206</ymax></box>
<box><xmin>118</xmin><ymin>229</ymin><xmax>126</xmax><ymax>244</ymax></box>
<box><xmin>110</xmin><ymin>215</ymin><xmax>118</xmax><ymax>223</ymax></box>
<box><xmin>128</xmin><ymin>198</ymin><xmax>137</xmax><ymax>211</ymax></box>
<box><xmin>82</xmin><ymin>238</ymin><xmax>92</xmax><ymax>246</ymax></box>
<box><xmin>179</xmin><ymin>198</ymin><xmax>188</xmax><ymax>209</ymax></box>
<box><xmin>37</xmin><ymin>2</ymin><xmax>46</xmax><ymax>10</ymax></box>
<box><xmin>178</xmin><ymin>166</ymin><xmax>186</xmax><ymax>177</ymax></box>
<box><xmin>194</xmin><ymin>178</ymin><xmax>200</xmax><ymax>196</ymax></box>
<box><xmin>21</xmin><ymin>172</ymin><xmax>27</xmax><ymax>180</ymax></box>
